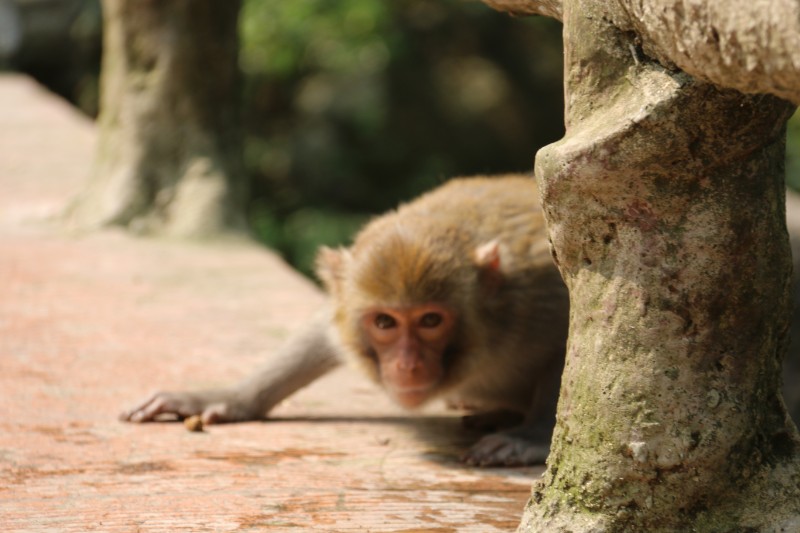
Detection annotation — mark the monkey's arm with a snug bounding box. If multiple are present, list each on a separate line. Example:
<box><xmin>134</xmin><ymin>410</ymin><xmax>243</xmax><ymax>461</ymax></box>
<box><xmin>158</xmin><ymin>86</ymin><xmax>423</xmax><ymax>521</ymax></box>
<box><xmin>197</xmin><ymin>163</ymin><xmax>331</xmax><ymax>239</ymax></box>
<box><xmin>120</xmin><ymin>307</ymin><xmax>342</xmax><ymax>424</ymax></box>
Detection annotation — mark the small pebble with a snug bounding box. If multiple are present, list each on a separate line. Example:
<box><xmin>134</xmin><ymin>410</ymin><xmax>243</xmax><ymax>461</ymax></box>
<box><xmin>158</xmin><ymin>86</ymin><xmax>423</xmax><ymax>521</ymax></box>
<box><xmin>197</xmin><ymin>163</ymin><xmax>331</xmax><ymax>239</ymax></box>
<box><xmin>184</xmin><ymin>415</ymin><xmax>204</xmax><ymax>432</ymax></box>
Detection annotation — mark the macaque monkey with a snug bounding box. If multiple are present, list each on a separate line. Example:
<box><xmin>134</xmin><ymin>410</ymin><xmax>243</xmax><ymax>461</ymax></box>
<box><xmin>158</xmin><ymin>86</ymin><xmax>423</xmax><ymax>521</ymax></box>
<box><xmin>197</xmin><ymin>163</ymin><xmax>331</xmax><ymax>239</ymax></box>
<box><xmin>121</xmin><ymin>175</ymin><xmax>569</xmax><ymax>466</ymax></box>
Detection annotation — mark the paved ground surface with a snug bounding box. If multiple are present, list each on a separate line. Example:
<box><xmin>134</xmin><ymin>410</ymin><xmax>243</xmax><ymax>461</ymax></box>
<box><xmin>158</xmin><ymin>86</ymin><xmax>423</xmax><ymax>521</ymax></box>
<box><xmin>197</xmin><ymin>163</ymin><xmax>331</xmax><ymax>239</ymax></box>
<box><xmin>0</xmin><ymin>74</ymin><xmax>543</xmax><ymax>532</ymax></box>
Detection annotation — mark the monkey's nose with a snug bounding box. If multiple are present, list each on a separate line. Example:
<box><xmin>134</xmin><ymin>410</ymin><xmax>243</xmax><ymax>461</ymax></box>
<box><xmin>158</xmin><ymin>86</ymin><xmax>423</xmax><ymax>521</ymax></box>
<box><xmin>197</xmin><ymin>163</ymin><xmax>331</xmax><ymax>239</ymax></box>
<box><xmin>396</xmin><ymin>351</ymin><xmax>421</xmax><ymax>372</ymax></box>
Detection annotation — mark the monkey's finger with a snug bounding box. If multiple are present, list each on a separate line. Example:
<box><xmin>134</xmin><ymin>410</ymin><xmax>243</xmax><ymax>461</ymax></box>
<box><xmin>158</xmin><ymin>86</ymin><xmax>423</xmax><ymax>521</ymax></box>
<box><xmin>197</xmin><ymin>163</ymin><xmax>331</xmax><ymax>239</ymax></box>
<box><xmin>119</xmin><ymin>394</ymin><xmax>157</xmax><ymax>422</ymax></box>
<box><xmin>200</xmin><ymin>403</ymin><xmax>231</xmax><ymax>425</ymax></box>
<box><xmin>463</xmin><ymin>432</ymin><xmax>549</xmax><ymax>467</ymax></box>
<box><xmin>462</xmin><ymin>435</ymin><xmax>507</xmax><ymax>466</ymax></box>
<box><xmin>119</xmin><ymin>392</ymin><xmax>182</xmax><ymax>423</ymax></box>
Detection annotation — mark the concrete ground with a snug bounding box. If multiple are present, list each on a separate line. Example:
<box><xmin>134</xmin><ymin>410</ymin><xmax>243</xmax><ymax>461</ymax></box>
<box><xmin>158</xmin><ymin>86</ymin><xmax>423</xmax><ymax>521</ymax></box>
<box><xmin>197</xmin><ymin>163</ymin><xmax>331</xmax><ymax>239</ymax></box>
<box><xmin>0</xmin><ymin>74</ymin><xmax>542</xmax><ymax>532</ymax></box>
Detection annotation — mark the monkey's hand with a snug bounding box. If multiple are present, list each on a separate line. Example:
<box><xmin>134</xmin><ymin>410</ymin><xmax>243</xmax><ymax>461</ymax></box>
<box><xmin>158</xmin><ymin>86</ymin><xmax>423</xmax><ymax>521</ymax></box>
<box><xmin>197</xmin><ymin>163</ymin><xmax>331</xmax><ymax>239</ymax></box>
<box><xmin>461</xmin><ymin>424</ymin><xmax>551</xmax><ymax>467</ymax></box>
<box><xmin>119</xmin><ymin>389</ymin><xmax>263</xmax><ymax>425</ymax></box>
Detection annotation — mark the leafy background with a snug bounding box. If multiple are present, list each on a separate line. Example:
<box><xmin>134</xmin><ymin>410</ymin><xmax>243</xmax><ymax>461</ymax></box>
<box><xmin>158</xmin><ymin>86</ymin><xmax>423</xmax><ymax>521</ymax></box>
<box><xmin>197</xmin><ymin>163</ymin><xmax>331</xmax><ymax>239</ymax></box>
<box><xmin>7</xmin><ymin>0</ymin><xmax>799</xmax><ymax>276</ymax></box>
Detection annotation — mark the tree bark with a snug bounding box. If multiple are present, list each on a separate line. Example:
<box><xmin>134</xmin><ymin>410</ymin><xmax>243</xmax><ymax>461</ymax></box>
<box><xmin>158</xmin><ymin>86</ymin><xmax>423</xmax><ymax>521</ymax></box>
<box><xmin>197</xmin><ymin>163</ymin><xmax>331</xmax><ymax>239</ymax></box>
<box><xmin>618</xmin><ymin>0</ymin><xmax>800</xmax><ymax>106</ymax></box>
<box><xmin>480</xmin><ymin>0</ymin><xmax>562</xmax><ymax>19</ymax></box>
<box><xmin>66</xmin><ymin>0</ymin><xmax>245</xmax><ymax>238</ymax></box>
<box><xmin>485</xmin><ymin>0</ymin><xmax>800</xmax><ymax>104</ymax></box>
<box><xmin>478</xmin><ymin>0</ymin><xmax>800</xmax><ymax>531</ymax></box>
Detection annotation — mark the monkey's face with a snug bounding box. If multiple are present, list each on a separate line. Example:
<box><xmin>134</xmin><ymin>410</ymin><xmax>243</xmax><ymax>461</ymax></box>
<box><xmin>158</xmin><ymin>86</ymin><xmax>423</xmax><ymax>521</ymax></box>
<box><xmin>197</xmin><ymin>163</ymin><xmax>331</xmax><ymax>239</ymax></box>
<box><xmin>361</xmin><ymin>303</ymin><xmax>456</xmax><ymax>409</ymax></box>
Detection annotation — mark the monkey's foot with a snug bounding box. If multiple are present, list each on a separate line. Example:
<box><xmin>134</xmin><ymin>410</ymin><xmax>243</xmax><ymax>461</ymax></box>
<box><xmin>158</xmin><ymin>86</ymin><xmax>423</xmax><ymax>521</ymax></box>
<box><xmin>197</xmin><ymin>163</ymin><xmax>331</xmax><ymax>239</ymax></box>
<box><xmin>462</xmin><ymin>426</ymin><xmax>550</xmax><ymax>467</ymax></box>
<box><xmin>119</xmin><ymin>390</ymin><xmax>260</xmax><ymax>425</ymax></box>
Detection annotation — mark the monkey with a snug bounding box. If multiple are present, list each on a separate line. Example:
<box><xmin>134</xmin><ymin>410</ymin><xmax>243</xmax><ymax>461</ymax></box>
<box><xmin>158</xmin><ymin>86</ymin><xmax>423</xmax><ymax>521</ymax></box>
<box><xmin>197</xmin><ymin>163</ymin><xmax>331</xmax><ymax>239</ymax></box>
<box><xmin>120</xmin><ymin>175</ymin><xmax>570</xmax><ymax>467</ymax></box>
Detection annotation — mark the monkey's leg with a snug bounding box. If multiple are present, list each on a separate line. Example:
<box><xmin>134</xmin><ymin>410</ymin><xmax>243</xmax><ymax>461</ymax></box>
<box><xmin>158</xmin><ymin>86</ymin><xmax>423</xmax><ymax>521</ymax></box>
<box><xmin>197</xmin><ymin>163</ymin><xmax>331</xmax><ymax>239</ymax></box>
<box><xmin>120</xmin><ymin>308</ymin><xmax>342</xmax><ymax>424</ymax></box>
<box><xmin>462</xmin><ymin>360</ymin><xmax>561</xmax><ymax>467</ymax></box>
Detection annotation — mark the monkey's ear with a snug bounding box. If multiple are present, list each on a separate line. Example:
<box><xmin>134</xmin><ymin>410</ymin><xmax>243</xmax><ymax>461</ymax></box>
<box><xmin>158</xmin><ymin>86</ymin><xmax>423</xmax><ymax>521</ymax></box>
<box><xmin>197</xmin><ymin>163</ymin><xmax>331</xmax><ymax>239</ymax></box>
<box><xmin>474</xmin><ymin>240</ymin><xmax>501</xmax><ymax>270</ymax></box>
<box><xmin>474</xmin><ymin>240</ymin><xmax>503</xmax><ymax>291</ymax></box>
<box><xmin>315</xmin><ymin>246</ymin><xmax>350</xmax><ymax>294</ymax></box>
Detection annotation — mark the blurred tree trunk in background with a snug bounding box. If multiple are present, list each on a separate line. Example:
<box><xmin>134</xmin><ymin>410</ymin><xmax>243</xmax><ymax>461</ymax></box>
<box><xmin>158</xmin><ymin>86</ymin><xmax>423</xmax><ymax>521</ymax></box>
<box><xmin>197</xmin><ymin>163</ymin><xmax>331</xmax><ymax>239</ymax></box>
<box><xmin>67</xmin><ymin>0</ymin><xmax>245</xmax><ymax>238</ymax></box>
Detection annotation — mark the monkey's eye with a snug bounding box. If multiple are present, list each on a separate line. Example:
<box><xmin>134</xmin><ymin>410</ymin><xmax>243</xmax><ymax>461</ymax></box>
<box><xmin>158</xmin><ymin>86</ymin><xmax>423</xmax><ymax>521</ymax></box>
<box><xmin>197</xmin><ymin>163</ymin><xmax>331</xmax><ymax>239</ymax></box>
<box><xmin>374</xmin><ymin>313</ymin><xmax>397</xmax><ymax>329</ymax></box>
<box><xmin>419</xmin><ymin>312</ymin><xmax>443</xmax><ymax>328</ymax></box>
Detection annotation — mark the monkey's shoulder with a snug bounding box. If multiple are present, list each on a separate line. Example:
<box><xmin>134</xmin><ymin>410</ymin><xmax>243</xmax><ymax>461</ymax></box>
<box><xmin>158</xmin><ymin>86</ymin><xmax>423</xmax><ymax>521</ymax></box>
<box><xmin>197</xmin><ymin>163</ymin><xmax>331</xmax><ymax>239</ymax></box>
<box><xmin>390</xmin><ymin>175</ymin><xmax>544</xmax><ymax>236</ymax></box>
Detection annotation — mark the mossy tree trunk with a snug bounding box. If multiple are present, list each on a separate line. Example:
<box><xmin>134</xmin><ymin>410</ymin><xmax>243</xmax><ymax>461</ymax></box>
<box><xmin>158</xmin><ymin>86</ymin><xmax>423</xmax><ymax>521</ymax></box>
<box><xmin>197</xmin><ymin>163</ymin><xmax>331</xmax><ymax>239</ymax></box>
<box><xmin>480</xmin><ymin>0</ymin><xmax>800</xmax><ymax>531</ymax></box>
<box><xmin>66</xmin><ymin>0</ymin><xmax>245</xmax><ymax>238</ymax></box>
<box><xmin>528</xmin><ymin>41</ymin><xmax>799</xmax><ymax>533</ymax></box>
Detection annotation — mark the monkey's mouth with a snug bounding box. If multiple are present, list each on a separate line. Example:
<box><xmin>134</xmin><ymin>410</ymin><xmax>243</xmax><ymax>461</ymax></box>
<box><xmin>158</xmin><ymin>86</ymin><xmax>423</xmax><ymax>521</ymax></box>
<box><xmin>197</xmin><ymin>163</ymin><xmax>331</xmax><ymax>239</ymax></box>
<box><xmin>389</xmin><ymin>383</ymin><xmax>437</xmax><ymax>409</ymax></box>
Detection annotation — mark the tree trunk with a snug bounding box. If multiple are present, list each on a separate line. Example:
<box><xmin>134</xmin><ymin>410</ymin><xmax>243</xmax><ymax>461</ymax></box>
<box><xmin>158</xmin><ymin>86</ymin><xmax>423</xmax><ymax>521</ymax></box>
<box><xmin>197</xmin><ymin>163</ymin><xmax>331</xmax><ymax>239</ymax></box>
<box><xmin>513</xmin><ymin>1</ymin><xmax>800</xmax><ymax>531</ymax></box>
<box><xmin>66</xmin><ymin>0</ymin><xmax>245</xmax><ymax>238</ymax></box>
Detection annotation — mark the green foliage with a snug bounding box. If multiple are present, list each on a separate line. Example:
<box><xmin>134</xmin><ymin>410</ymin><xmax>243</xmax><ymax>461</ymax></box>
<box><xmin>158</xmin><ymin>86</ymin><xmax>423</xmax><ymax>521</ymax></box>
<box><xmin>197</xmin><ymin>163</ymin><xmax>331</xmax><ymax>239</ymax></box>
<box><xmin>240</xmin><ymin>0</ymin><xmax>565</xmax><ymax>275</ymax></box>
<box><xmin>240</xmin><ymin>0</ymin><xmax>393</xmax><ymax>80</ymax></box>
